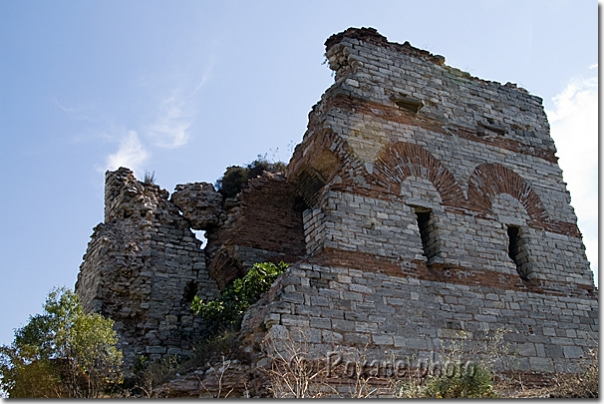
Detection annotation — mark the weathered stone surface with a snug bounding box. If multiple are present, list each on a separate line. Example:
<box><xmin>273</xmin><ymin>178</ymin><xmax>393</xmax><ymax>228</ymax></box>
<box><xmin>171</xmin><ymin>182</ymin><xmax>224</xmax><ymax>230</ymax></box>
<box><xmin>245</xmin><ymin>26</ymin><xmax>598</xmax><ymax>378</ymax></box>
<box><xmin>153</xmin><ymin>360</ymin><xmax>252</xmax><ymax>398</ymax></box>
<box><xmin>76</xmin><ymin>28</ymin><xmax>598</xmax><ymax>391</ymax></box>
<box><xmin>76</xmin><ymin>168</ymin><xmax>220</xmax><ymax>373</ymax></box>
<box><xmin>204</xmin><ymin>171</ymin><xmax>307</xmax><ymax>289</ymax></box>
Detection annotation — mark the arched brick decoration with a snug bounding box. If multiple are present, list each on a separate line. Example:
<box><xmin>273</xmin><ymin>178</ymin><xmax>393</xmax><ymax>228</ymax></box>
<box><xmin>287</xmin><ymin>128</ymin><xmax>367</xmax><ymax>206</ymax></box>
<box><xmin>467</xmin><ymin>163</ymin><xmax>549</xmax><ymax>224</ymax></box>
<box><xmin>373</xmin><ymin>142</ymin><xmax>465</xmax><ymax>208</ymax></box>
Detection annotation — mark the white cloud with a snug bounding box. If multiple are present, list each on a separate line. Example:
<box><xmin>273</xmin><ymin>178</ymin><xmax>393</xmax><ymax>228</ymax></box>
<box><xmin>146</xmin><ymin>61</ymin><xmax>214</xmax><ymax>149</ymax></box>
<box><xmin>146</xmin><ymin>95</ymin><xmax>193</xmax><ymax>148</ymax></box>
<box><xmin>546</xmin><ymin>71</ymin><xmax>598</xmax><ymax>284</ymax></box>
<box><xmin>104</xmin><ymin>130</ymin><xmax>150</xmax><ymax>175</ymax></box>
<box><xmin>53</xmin><ymin>98</ymin><xmax>93</xmax><ymax>121</ymax></box>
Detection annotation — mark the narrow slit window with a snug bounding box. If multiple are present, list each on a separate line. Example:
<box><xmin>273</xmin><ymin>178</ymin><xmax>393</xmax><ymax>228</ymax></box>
<box><xmin>507</xmin><ymin>225</ymin><xmax>531</xmax><ymax>280</ymax></box>
<box><xmin>415</xmin><ymin>208</ymin><xmax>437</xmax><ymax>263</ymax></box>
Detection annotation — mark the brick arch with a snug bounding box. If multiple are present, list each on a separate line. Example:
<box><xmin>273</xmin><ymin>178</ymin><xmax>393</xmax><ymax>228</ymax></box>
<box><xmin>373</xmin><ymin>142</ymin><xmax>465</xmax><ymax>208</ymax></box>
<box><xmin>467</xmin><ymin>163</ymin><xmax>549</xmax><ymax>223</ymax></box>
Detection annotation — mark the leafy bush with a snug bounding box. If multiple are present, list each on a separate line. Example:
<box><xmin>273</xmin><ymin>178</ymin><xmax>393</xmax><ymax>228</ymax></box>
<box><xmin>0</xmin><ymin>287</ymin><xmax>123</xmax><ymax>398</ymax></box>
<box><xmin>216</xmin><ymin>165</ymin><xmax>248</xmax><ymax>199</ymax></box>
<box><xmin>215</xmin><ymin>156</ymin><xmax>287</xmax><ymax>198</ymax></box>
<box><xmin>191</xmin><ymin>262</ymin><xmax>289</xmax><ymax>330</ymax></box>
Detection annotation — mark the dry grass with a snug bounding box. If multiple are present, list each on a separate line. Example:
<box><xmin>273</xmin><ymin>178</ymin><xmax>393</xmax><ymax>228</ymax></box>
<box><xmin>261</xmin><ymin>326</ymin><xmax>598</xmax><ymax>399</ymax></box>
<box><xmin>109</xmin><ymin>326</ymin><xmax>598</xmax><ymax>398</ymax></box>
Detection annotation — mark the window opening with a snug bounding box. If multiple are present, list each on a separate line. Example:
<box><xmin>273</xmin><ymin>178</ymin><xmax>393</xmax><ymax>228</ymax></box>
<box><xmin>507</xmin><ymin>225</ymin><xmax>530</xmax><ymax>280</ymax></box>
<box><xmin>415</xmin><ymin>207</ymin><xmax>437</xmax><ymax>263</ymax></box>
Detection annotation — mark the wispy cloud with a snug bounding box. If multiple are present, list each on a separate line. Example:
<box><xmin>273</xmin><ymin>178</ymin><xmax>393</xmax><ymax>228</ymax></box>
<box><xmin>546</xmin><ymin>69</ymin><xmax>598</xmax><ymax>282</ymax></box>
<box><xmin>146</xmin><ymin>60</ymin><xmax>215</xmax><ymax>149</ymax></box>
<box><xmin>59</xmin><ymin>59</ymin><xmax>215</xmax><ymax>175</ymax></box>
<box><xmin>52</xmin><ymin>98</ymin><xmax>92</xmax><ymax>121</ymax></box>
<box><xmin>189</xmin><ymin>58</ymin><xmax>215</xmax><ymax>98</ymax></box>
<box><xmin>146</xmin><ymin>95</ymin><xmax>193</xmax><ymax>148</ymax></box>
<box><xmin>104</xmin><ymin>130</ymin><xmax>150</xmax><ymax>175</ymax></box>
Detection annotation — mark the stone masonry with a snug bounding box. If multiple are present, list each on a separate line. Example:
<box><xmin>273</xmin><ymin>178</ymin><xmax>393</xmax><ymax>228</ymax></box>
<box><xmin>76</xmin><ymin>168</ymin><xmax>220</xmax><ymax>370</ymax></box>
<box><xmin>77</xmin><ymin>27</ymin><xmax>597</xmax><ymax>382</ymax></box>
<box><xmin>76</xmin><ymin>169</ymin><xmax>307</xmax><ymax>371</ymax></box>
<box><xmin>243</xmin><ymin>27</ymin><xmax>598</xmax><ymax>376</ymax></box>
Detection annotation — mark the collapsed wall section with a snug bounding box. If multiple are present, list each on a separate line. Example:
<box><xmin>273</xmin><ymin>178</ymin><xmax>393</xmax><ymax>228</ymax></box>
<box><xmin>77</xmin><ymin>168</ymin><xmax>309</xmax><ymax>374</ymax></box>
<box><xmin>76</xmin><ymin>168</ymin><xmax>220</xmax><ymax>370</ymax></box>
<box><xmin>199</xmin><ymin>172</ymin><xmax>308</xmax><ymax>289</ymax></box>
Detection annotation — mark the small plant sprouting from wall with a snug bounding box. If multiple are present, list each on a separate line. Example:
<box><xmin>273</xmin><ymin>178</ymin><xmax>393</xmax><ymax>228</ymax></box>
<box><xmin>143</xmin><ymin>170</ymin><xmax>156</xmax><ymax>185</ymax></box>
<box><xmin>191</xmin><ymin>261</ymin><xmax>289</xmax><ymax>331</ymax></box>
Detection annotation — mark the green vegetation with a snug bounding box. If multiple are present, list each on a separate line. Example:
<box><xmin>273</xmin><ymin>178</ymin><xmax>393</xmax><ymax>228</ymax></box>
<box><xmin>0</xmin><ymin>287</ymin><xmax>123</xmax><ymax>398</ymax></box>
<box><xmin>191</xmin><ymin>261</ymin><xmax>289</xmax><ymax>330</ymax></box>
<box><xmin>215</xmin><ymin>155</ymin><xmax>287</xmax><ymax>198</ymax></box>
<box><xmin>131</xmin><ymin>261</ymin><xmax>289</xmax><ymax>396</ymax></box>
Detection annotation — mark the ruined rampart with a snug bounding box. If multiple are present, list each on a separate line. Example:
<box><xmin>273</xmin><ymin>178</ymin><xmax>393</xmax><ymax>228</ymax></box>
<box><xmin>76</xmin><ymin>27</ymin><xmax>597</xmax><ymax>387</ymax></box>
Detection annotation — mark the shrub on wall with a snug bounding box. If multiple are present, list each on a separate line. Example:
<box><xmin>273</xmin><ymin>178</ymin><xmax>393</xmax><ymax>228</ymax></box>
<box><xmin>215</xmin><ymin>156</ymin><xmax>287</xmax><ymax>198</ymax></box>
<box><xmin>191</xmin><ymin>261</ymin><xmax>289</xmax><ymax>330</ymax></box>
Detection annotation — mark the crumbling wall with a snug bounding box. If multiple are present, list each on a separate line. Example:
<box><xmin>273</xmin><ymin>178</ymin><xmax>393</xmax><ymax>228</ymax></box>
<box><xmin>77</xmin><ymin>168</ymin><xmax>308</xmax><ymax>372</ymax></box>
<box><xmin>76</xmin><ymin>28</ymin><xmax>597</xmax><ymax>386</ymax></box>
<box><xmin>76</xmin><ymin>168</ymin><xmax>220</xmax><ymax>370</ymax></box>
<box><xmin>198</xmin><ymin>172</ymin><xmax>307</xmax><ymax>289</ymax></box>
<box><xmin>248</xmin><ymin>27</ymin><xmax>597</xmax><ymax>376</ymax></box>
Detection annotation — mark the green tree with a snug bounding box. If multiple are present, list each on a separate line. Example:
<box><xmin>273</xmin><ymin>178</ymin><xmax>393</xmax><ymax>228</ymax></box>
<box><xmin>0</xmin><ymin>287</ymin><xmax>123</xmax><ymax>398</ymax></box>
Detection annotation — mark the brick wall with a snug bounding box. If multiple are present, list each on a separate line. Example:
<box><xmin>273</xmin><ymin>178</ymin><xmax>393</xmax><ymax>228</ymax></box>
<box><xmin>203</xmin><ymin>172</ymin><xmax>307</xmax><ymax>288</ymax></box>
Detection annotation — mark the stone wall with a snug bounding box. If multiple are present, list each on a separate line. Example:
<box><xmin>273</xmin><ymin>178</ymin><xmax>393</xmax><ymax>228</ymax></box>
<box><xmin>246</xmin><ymin>27</ymin><xmax>597</xmax><ymax>376</ymax></box>
<box><xmin>76</xmin><ymin>168</ymin><xmax>220</xmax><ymax>370</ymax></box>
<box><xmin>76</xmin><ymin>169</ymin><xmax>308</xmax><ymax>370</ymax></box>
<box><xmin>77</xmin><ymin>28</ymin><xmax>597</xmax><ymax>386</ymax></box>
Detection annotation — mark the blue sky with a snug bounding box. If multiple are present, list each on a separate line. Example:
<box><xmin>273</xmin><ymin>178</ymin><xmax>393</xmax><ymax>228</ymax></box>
<box><xmin>0</xmin><ymin>0</ymin><xmax>598</xmax><ymax>348</ymax></box>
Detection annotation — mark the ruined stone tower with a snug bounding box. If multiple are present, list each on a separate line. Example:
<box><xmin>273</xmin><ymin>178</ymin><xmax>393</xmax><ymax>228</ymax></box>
<box><xmin>245</xmin><ymin>27</ymin><xmax>597</xmax><ymax>374</ymax></box>
<box><xmin>77</xmin><ymin>27</ymin><xmax>597</xmax><ymax>380</ymax></box>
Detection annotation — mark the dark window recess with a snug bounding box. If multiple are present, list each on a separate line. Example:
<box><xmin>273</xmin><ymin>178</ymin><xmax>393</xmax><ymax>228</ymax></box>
<box><xmin>415</xmin><ymin>208</ymin><xmax>438</xmax><ymax>263</ymax></box>
<box><xmin>507</xmin><ymin>226</ymin><xmax>531</xmax><ymax>280</ymax></box>
<box><xmin>181</xmin><ymin>280</ymin><xmax>199</xmax><ymax>305</ymax></box>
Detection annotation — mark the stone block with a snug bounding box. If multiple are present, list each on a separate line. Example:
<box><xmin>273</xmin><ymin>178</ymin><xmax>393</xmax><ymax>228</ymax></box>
<box><xmin>310</xmin><ymin>317</ymin><xmax>332</xmax><ymax>329</ymax></box>
<box><xmin>355</xmin><ymin>321</ymin><xmax>378</xmax><ymax>333</ymax></box>
<box><xmin>281</xmin><ymin>314</ymin><xmax>310</xmax><ymax>327</ymax></box>
<box><xmin>322</xmin><ymin>330</ymin><xmax>343</xmax><ymax>344</ymax></box>
<box><xmin>343</xmin><ymin>333</ymin><xmax>370</xmax><ymax>345</ymax></box>
<box><xmin>372</xmin><ymin>334</ymin><xmax>394</xmax><ymax>345</ymax></box>
<box><xmin>528</xmin><ymin>357</ymin><xmax>554</xmax><ymax>373</ymax></box>
<box><xmin>146</xmin><ymin>346</ymin><xmax>167</xmax><ymax>354</ymax></box>
<box><xmin>563</xmin><ymin>345</ymin><xmax>584</xmax><ymax>359</ymax></box>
